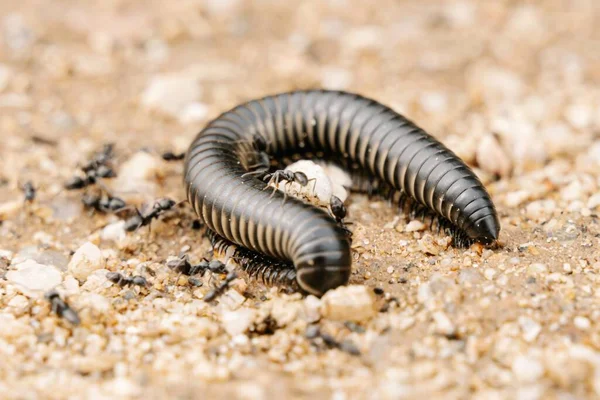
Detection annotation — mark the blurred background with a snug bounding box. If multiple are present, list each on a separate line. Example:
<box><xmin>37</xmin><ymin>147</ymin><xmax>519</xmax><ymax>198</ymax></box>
<box><xmin>2</xmin><ymin>0</ymin><xmax>600</xmax><ymax>399</ymax></box>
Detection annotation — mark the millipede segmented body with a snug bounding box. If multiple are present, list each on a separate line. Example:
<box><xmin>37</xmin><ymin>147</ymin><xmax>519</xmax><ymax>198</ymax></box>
<box><xmin>184</xmin><ymin>90</ymin><xmax>500</xmax><ymax>296</ymax></box>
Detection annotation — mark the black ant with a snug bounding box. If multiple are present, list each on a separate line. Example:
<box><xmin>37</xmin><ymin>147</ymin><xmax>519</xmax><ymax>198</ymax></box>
<box><xmin>65</xmin><ymin>144</ymin><xmax>116</xmax><ymax>190</ymax></box>
<box><xmin>106</xmin><ymin>272</ymin><xmax>148</xmax><ymax>287</ymax></box>
<box><xmin>161</xmin><ymin>151</ymin><xmax>185</xmax><ymax>161</ymax></box>
<box><xmin>263</xmin><ymin>170</ymin><xmax>315</xmax><ymax>199</ymax></box>
<box><xmin>329</xmin><ymin>195</ymin><xmax>346</xmax><ymax>222</ymax></box>
<box><xmin>65</xmin><ymin>166</ymin><xmax>116</xmax><ymax>190</ymax></box>
<box><xmin>167</xmin><ymin>255</ymin><xmax>227</xmax><ymax>277</ymax></box>
<box><xmin>81</xmin><ymin>144</ymin><xmax>114</xmax><ymax>172</ymax></box>
<box><xmin>45</xmin><ymin>290</ymin><xmax>81</xmax><ymax>325</ymax></box>
<box><xmin>204</xmin><ymin>271</ymin><xmax>237</xmax><ymax>302</ymax></box>
<box><xmin>123</xmin><ymin>198</ymin><xmax>177</xmax><ymax>232</ymax></box>
<box><xmin>82</xmin><ymin>192</ymin><xmax>126</xmax><ymax>213</ymax></box>
<box><xmin>305</xmin><ymin>324</ymin><xmax>360</xmax><ymax>356</ymax></box>
<box><xmin>21</xmin><ymin>181</ymin><xmax>36</xmax><ymax>202</ymax></box>
<box><xmin>329</xmin><ymin>195</ymin><xmax>353</xmax><ymax>237</ymax></box>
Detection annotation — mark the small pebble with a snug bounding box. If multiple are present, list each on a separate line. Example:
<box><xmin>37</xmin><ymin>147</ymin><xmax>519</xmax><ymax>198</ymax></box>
<box><xmin>574</xmin><ymin>316</ymin><xmax>591</xmax><ymax>330</ymax></box>
<box><xmin>68</xmin><ymin>242</ymin><xmax>105</xmax><ymax>281</ymax></box>
<box><xmin>321</xmin><ymin>285</ymin><xmax>376</xmax><ymax>322</ymax></box>
<box><xmin>404</xmin><ymin>220</ymin><xmax>425</xmax><ymax>232</ymax></box>
<box><xmin>6</xmin><ymin>259</ymin><xmax>62</xmax><ymax>297</ymax></box>
<box><xmin>221</xmin><ymin>309</ymin><xmax>256</xmax><ymax>336</ymax></box>
<box><xmin>512</xmin><ymin>355</ymin><xmax>544</xmax><ymax>383</ymax></box>
<box><xmin>141</xmin><ymin>73</ymin><xmax>201</xmax><ymax>119</ymax></box>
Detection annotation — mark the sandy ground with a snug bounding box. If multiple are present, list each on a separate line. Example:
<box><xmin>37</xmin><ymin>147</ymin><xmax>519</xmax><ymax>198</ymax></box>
<box><xmin>1</xmin><ymin>0</ymin><xmax>600</xmax><ymax>399</ymax></box>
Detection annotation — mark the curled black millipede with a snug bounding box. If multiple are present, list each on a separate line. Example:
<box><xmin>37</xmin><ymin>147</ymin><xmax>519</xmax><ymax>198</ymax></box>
<box><xmin>184</xmin><ymin>90</ymin><xmax>500</xmax><ymax>296</ymax></box>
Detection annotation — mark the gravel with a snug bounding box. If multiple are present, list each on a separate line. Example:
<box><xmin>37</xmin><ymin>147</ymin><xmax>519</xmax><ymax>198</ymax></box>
<box><xmin>1</xmin><ymin>0</ymin><xmax>600</xmax><ymax>398</ymax></box>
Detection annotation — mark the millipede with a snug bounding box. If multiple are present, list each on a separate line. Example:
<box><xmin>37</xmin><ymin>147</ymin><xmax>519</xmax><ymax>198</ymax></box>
<box><xmin>184</xmin><ymin>90</ymin><xmax>500</xmax><ymax>296</ymax></box>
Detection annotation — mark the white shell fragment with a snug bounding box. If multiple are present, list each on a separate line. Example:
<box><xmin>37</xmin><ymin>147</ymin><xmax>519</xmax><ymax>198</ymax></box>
<box><xmin>269</xmin><ymin>160</ymin><xmax>350</xmax><ymax>206</ymax></box>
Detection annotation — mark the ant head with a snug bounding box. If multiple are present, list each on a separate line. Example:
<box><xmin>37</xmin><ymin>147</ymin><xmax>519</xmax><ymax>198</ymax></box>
<box><xmin>330</xmin><ymin>195</ymin><xmax>347</xmax><ymax>220</ymax></box>
<box><xmin>157</xmin><ymin>198</ymin><xmax>176</xmax><ymax>210</ymax></box>
<box><xmin>108</xmin><ymin>197</ymin><xmax>126</xmax><ymax>210</ymax></box>
<box><xmin>106</xmin><ymin>272</ymin><xmax>121</xmax><ymax>283</ymax></box>
<box><xmin>65</xmin><ymin>176</ymin><xmax>86</xmax><ymax>190</ymax></box>
<box><xmin>96</xmin><ymin>165</ymin><xmax>116</xmax><ymax>178</ymax></box>
<box><xmin>131</xmin><ymin>276</ymin><xmax>147</xmax><ymax>286</ymax></box>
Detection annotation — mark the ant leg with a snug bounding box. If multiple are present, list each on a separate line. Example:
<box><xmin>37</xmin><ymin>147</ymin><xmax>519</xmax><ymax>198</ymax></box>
<box><xmin>306</xmin><ymin>178</ymin><xmax>317</xmax><ymax>196</ymax></box>
<box><xmin>242</xmin><ymin>169</ymin><xmax>268</xmax><ymax>179</ymax></box>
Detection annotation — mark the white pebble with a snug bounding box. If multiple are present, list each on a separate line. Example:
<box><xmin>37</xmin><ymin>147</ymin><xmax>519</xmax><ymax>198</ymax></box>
<box><xmin>587</xmin><ymin>193</ymin><xmax>600</xmax><ymax>209</ymax></box>
<box><xmin>432</xmin><ymin>311</ymin><xmax>455</xmax><ymax>336</ymax></box>
<box><xmin>278</xmin><ymin>160</ymin><xmax>335</xmax><ymax>206</ymax></box>
<box><xmin>320</xmin><ymin>66</ymin><xmax>352</xmax><ymax>90</ymax></box>
<box><xmin>419</xmin><ymin>92</ymin><xmax>447</xmax><ymax>114</ymax></box>
<box><xmin>6</xmin><ymin>259</ymin><xmax>62</xmax><ymax>297</ymax></box>
<box><xmin>141</xmin><ymin>74</ymin><xmax>201</xmax><ymax>119</ymax></box>
<box><xmin>179</xmin><ymin>102</ymin><xmax>209</xmax><ymax>124</ymax></box>
<box><xmin>483</xmin><ymin>268</ymin><xmax>497</xmax><ymax>281</ymax></box>
<box><xmin>8</xmin><ymin>294</ymin><xmax>29</xmax><ymax>314</ymax></box>
<box><xmin>404</xmin><ymin>220</ymin><xmax>425</xmax><ymax>232</ymax></box>
<box><xmin>519</xmin><ymin>316</ymin><xmax>542</xmax><ymax>343</ymax></box>
<box><xmin>68</xmin><ymin>242</ymin><xmax>104</xmax><ymax>281</ymax></box>
<box><xmin>565</xmin><ymin>103</ymin><xmax>592</xmax><ymax>130</ymax></box>
<box><xmin>0</xmin><ymin>249</ymin><xmax>13</xmax><ymax>260</ymax></box>
<box><xmin>476</xmin><ymin>134</ymin><xmax>511</xmax><ymax>178</ymax></box>
<box><xmin>512</xmin><ymin>355</ymin><xmax>544</xmax><ymax>383</ymax></box>
<box><xmin>303</xmin><ymin>295</ymin><xmax>322</xmax><ymax>323</ymax></box>
<box><xmin>321</xmin><ymin>285</ymin><xmax>376</xmax><ymax>322</ymax></box>
<box><xmin>101</xmin><ymin>221</ymin><xmax>126</xmax><ymax>243</ymax></box>
<box><xmin>221</xmin><ymin>308</ymin><xmax>256</xmax><ymax>336</ymax></box>
<box><xmin>574</xmin><ymin>316</ymin><xmax>591</xmax><ymax>330</ymax></box>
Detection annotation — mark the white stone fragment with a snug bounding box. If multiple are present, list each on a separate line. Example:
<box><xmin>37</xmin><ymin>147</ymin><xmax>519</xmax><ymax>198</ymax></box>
<box><xmin>178</xmin><ymin>102</ymin><xmax>208</xmax><ymax>124</ymax></box>
<box><xmin>587</xmin><ymin>193</ymin><xmax>600</xmax><ymax>209</ymax></box>
<box><xmin>101</xmin><ymin>221</ymin><xmax>126</xmax><ymax>243</ymax></box>
<box><xmin>7</xmin><ymin>295</ymin><xmax>29</xmax><ymax>315</ymax></box>
<box><xmin>222</xmin><ymin>308</ymin><xmax>256</xmax><ymax>336</ymax></box>
<box><xmin>68</xmin><ymin>242</ymin><xmax>105</xmax><ymax>281</ymax></box>
<box><xmin>432</xmin><ymin>311</ymin><xmax>455</xmax><ymax>336</ymax></box>
<box><xmin>405</xmin><ymin>220</ymin><xmax>425</xmax><ymax>232</ymax></box>
<box><xmin>6</xmin><ymin>259</ymin><xmax>62</xmax><ymax>297</ymax></box>
<box><xmin>0</xmin><ymin>249</ymin><xmax>13</xmax><ymax>260</ymax></box>
<box><xmin>219</xmin><ymin>289</ymin><xmax>246</xmax><ymax>311</ymax></box>
<box><xmin>141</xmin><ymin>74</ymin><xmax>201</xmax><ymax>119</ymax></box>
<box><xmin>565</xmin><ymin>103</ymin><xmax>592</xmax><ymax>130</ymax></box>
<box><xmin>318</xmin><ymin>162</ymin><xmax>352</xmax><ymax>201</ymax></box>
<box><xmin>483</xmin><ymin>268</ymin><xmax>497</xmax><ymax>281</ymax></box>
<box><xmin>519</xmin><ymin>316</ymin><xmax>542</xmax><ymax>343</ymax></box>
<box><xmin>574</xmin><ymin>316</ymin><xmax>591</xmax><ymax>330</ymax></box>
<box><xmin>321</xmin><ymin>285</ymin><xmax>376</xmax><ymax>322</ymax></box>
<box><xmin>476</xmin><ymin>134</ymin><xmax>511</xmax><ymax>178</ymax></box>
<box><xmin>274</xmin><ymin>160</ymin><xmax>334</xmax><ymax>206</ymax></box>
<box><xmin>512</xmin><ymin>355</ymin><xmax>544</xmax><ymax>383</ymax></box>
<box><xmin>303</xmin><ymin>295</ymin><xmax>322</xmax><ymax>323</ymax></box>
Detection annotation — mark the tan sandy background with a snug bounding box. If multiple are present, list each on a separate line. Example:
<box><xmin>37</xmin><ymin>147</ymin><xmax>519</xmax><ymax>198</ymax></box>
<box><xmin>1</xmin><ymin>0</ymin><xmax>600</xmax><ymax>399</ymax></box>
